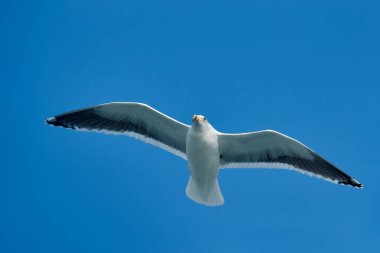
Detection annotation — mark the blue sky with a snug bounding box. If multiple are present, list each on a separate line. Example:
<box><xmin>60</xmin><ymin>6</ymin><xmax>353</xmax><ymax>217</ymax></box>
<box><xmin>1</xmin><ymin>0</ymin><xmax>379</xmax><ymax>252</ymax></box>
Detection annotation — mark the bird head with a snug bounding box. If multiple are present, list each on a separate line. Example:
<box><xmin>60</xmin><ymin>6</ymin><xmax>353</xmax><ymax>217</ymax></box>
<box><xmin>192</xmin><ymin>114</ymin><xmax>208</xmax><ymax>126</ymax></box>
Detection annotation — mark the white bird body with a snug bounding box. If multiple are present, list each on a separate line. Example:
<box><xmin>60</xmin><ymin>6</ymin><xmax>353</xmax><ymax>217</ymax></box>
<box><xmin>46</xmin><ymin>102</ymin><xmax>362</xmax><ymax>207</ymax></box>
<box><xmin>186</xmin><ymin>117</ymin><xmax>223</xmax><ymax>205</ymax></box>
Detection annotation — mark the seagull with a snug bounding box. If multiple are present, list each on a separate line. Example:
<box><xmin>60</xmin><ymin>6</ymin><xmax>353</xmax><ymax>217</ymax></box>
<box><xmin>46</xmin><ymin>102</ymin><xmax>362</xmax><ymax>206</ymax></box>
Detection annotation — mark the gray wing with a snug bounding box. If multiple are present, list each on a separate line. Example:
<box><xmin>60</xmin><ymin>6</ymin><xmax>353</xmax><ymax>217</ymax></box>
<box><xmin>218</xmin><ymin>130</ymin><xmax>362</xmax><ymax>188</ymax></box>
<box><xmin>46</xmin><ymin>102</ymin><xmax>190</xmax><ymax>159</ymax></box>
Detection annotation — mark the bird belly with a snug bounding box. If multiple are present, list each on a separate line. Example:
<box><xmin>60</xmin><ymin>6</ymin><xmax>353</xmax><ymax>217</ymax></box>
<box><xmin>186</xmin><ymin>131</ymin><xmax>220</xmax><ymax>195</ymax></box>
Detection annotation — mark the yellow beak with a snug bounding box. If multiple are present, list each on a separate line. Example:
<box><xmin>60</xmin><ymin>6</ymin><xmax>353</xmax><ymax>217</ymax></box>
<box><xmin>193</xmin><ymin>115</ymin><xmax>199</xmax><ymax>121</ymax></box>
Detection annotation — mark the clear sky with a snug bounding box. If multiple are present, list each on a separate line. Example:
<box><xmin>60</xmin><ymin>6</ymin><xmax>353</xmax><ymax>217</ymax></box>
<box><xmin>1</xmin><ymin>1</ymin><xmax>379</xmax><ymax>252</ymax></box>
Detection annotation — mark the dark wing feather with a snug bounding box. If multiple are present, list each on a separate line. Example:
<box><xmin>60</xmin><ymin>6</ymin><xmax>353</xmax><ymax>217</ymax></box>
<box><xmin>218</xmin><ymin>130</ymin><xmax>362</xmax><ymax>188</ymax></box>
<box><xmin>46</xmin><ymin>102</ymin><xmax>190</xmax><ymax>159</ymax></box>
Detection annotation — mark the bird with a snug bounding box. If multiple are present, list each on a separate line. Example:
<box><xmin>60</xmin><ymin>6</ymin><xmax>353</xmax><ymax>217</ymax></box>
<box><xmin>46</xmin><ymin>102</ymin><xmax>362</xmax><ymax>206</ymax></box>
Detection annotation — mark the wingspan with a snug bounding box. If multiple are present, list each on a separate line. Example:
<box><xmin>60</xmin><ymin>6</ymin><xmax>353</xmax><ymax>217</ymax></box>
<box><xmin>218</xmin><ymin>130</ymin><xmax>362</xmax><ymax>188</ymax></box>
<box><xmin>46</xmin><ymin>102</ymin><xmax>190</xmax><ymax>159</ymax></box>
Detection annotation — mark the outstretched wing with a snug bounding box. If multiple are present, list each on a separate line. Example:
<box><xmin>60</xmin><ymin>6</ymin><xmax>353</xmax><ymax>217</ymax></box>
<box><xmin>46</xmin><ymin>102</ymin><xmax>190</xmax><ymax>159</ymax></box>
<box><xmin>218</xmin><ymin>130</ymin><xmax>362</xmax><ymax>188</ymax></box>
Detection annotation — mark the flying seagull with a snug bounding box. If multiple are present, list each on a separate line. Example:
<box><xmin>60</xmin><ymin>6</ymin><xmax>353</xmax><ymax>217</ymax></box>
<box><xmin>46</xmin><ymin>102</ymin><xmax>362</xmax><ymax>206</ymax></box>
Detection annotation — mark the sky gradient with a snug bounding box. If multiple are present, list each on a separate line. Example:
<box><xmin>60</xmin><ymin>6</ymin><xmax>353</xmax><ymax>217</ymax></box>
<box><xmin>1</xmin><ymin>1</ymin><xmax>380</xmax><ymax>252</ymax></box>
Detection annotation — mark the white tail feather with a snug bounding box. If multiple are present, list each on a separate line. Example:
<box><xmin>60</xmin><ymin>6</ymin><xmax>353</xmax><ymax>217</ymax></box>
<box><xmin>186</xmin><ymin>177</ymin><xmax>224</xmax><ymax>206</ymax></box>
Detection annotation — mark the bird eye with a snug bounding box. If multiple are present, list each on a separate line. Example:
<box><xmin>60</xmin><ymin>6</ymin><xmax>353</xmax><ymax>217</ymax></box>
<box><xmin>203</xmin><ymin>117</ymin><xmax>207</xmax><ymax>121</ymax></box>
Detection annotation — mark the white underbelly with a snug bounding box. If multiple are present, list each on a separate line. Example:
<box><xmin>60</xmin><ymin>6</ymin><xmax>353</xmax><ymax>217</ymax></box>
<box><xmin>186</xmin><ymin>130</ymin><xmax>220</xmax><ymax>185</ymax></box>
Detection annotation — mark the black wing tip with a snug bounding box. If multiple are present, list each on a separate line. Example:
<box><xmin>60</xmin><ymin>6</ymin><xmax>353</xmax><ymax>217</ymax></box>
<box><xmin>339</xmin><ymin>178</ymin><xmax>363</xmax><ymax>189</ymax></box>
<box><xmin>45</xmin><ymin>116</ymin><xmax>74</xmax><ymax>129</ymax></box>
<box><xmin>45</xmin><ymin>117</ymin><xmax>56</xmax><ymax>125</ymax></box>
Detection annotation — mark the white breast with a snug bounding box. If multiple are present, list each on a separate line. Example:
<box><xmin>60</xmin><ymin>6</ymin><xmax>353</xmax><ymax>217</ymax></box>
<box><xmin>186</xmin><ymin>126</ymin><xmax>220</xmax><ymax>183</ymax></box>
<box><xmin>184</xmin><ymin>123</ymin><xmax>225</xmax><ymax>206</ymax></box>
